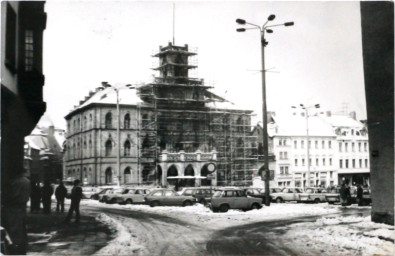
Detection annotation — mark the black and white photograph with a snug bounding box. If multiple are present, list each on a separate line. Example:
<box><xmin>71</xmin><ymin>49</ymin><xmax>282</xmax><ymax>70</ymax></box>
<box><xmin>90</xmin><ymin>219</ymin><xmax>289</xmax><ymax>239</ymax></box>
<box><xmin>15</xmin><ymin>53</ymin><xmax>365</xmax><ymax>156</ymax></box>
<box><xmin>1</xmin><ymin>0</ymin><xmax>393</xmax><ymax>255</ymax></box>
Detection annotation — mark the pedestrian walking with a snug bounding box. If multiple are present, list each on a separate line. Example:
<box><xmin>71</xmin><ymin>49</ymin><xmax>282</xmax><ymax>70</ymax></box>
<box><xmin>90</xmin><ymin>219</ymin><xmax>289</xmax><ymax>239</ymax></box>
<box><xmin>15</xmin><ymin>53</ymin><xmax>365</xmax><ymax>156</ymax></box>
<box><xmin>345</xmin><ymin>183</ymin><xmax>351</xmax><ymax>206</ymax></box>
<box><xmin>55</xmin><ymin>181</ymin><xmax>67</xmax><ymax>213</ymax></box>
<box><xmin>356</xmin><ymin>184</ymin><xmax>363</xmax><ymax>206</ymax></box>
<box><xmin>41</xmin><ymin>180</ymin><xmax>54</xmax><ymax>214</ymax></box>
<box><xmin>65</xmin><ymin>179</ymin><xmax>83</xmax><ymax>223</ymax></box>
<box><xmin>30</xmin><ymin>180</ymin><xmax>41</xmax><ymax>213</ymax></box>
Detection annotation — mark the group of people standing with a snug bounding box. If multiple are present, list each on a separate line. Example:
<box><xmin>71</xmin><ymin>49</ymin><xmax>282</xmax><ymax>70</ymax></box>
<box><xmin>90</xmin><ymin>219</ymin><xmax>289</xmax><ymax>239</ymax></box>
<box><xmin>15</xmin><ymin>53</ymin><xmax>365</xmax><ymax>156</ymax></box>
<box><xmin>339</xmin><ymin>181</ymin><xmax>365</xmax><ymax>206</ymax></box>
<box><xmin>29</xmin><ymin>179</ymin><xmax>83</xmax><ymax>222</ymax></box>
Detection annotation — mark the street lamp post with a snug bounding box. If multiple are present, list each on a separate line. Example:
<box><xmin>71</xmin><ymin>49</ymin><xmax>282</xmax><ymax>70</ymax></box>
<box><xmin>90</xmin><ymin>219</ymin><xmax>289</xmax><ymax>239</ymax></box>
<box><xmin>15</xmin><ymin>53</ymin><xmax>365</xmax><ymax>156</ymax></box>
<box><xmin>102</xmin><ymin>82</ymin><xmax>134</xmax><ymax>187</ymax></box>
<box><xmin>292</xmin><ymin>104</ymin><xmax>320</xmax><ymax>189</ymax></box>
<box><xmin>236</xmin><ymin>15</ymin><xmax>294</xmax><ymax>206</ymax></box>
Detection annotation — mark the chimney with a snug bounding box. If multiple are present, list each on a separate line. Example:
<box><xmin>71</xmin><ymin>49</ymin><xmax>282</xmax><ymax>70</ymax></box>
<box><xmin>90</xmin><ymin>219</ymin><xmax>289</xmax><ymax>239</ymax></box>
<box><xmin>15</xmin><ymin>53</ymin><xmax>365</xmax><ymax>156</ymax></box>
<box><xmin>349</xmin><ymin>111</ymin><xmax>357</xmax><ymax>120</ymax></box>
<box><xmin>326</xmin><ymin>111</ymin><xmax>332</xmax><ymax>117</ymax></box>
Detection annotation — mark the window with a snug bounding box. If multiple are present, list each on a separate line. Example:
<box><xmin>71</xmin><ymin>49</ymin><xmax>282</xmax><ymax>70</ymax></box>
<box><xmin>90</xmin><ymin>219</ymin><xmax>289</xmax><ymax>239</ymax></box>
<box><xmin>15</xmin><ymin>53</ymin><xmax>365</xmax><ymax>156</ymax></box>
<box><xmin>358</xmin><ymin>143</ymin><xmax>362</xmax><ymax>152</ymax></box>
<box><xmin>124</xmin><ymin>141</ymin><xmax>131</xmax><ymax>156</ymax></box>
<box><xmin>284</xmin><ymin>152</ymin><xmax>288</xmax><ymax>159</ymax></box>
<box><xmin>364</xmin><ymin>143</ymin><xmax>368</xmax><ymax>152</ymax></box>
<box><xmin>165</xmin><ymin>191</ymin><xmax>174</xmax><ymax>197</ymax></box>
<box><xmin>302</xmin><ymin>158</ymin><xmax>305</xmax><ymax>166</ymax></box>
<box><xmin>279</xmin><ymin>152</ymin><xmax>283</xmax><ymax>159</ymax></box>
<box><xmin>315</xmin><ymin>141</ymin><xmax>318</xmax><ymax>149</ymax></box>
<box><xmin>330</xmin><ymin>171</ymin><xmax>333</xmax><ymax>178</ymax></box>
<box><xmin>323</xmin><ymin>158</ymin><xmax>326</xmax><ymax>166</ymax></box>
<box><xmin>315</xmin><ymin>158</ymin><xmax>319</xmax><ymax>166</ymax></box>
<box><xmin>280</xmin><ymin>167</ymin><xmax>284</xmax><ymax>174</ymax></box>
<box><xmin>294</xmin><ymin>141</ymin><xmax>297</xmax><ymax>149</ymax></box>
<box><xmin>152</xmin><ymin>191</ymin><xmax>162</xmax><ymax>197</ymax></box>
<box><xmin>329</xmin><ymin>158</ymin><xmax>332</xmax><ymax>166</ymax></box>
<box><xmin>345</xmin><ymin>159</ymin><xmax>349</xmax><ymax>168</ymax></box>
<box><xmin>359</xmin><ymin>159</ymin><xmax>362</xmax><ymax>168</ymax></box>
<box><xmin>105</xmin><ymin>112</ymin><xmax>112</xmax><ymax>128</ymax></box>
<box><xmin>295</xmin><ymin>159</ymin><xmax>298</xmax><ymax>166</ymax></box>
<box><xmin>351</xmin><ymin>129</ymin><xmax>354</xmax><ymax>135</ymax></box>
<box><xmin>322</xmin><ymin>141</ymin><xmax>325</xmax><ymax>149</ymax></box>
<box><xmin>309</xmin><ymin>158</ymin><xmax>312</xmax><ymax>166</ymax></box>
<box><xmin>352</xmin><ymin>143</ymin><xmax>355</xmax><ymax>152</ymax></box>
<box><xmin>365</xmin><ymin>159</ymin><xmax>368</xmax><ymax>168</ymax></box>
<box><xmin>25</xmin><ymin>30</ymin><xmax>34</xmax><ymax>71</ymax></box>
<box><xmin>352</xmin><ymin>159</ymin><xmax>355</xmax><ymax>168</ymax></box>
<box><xmin>339</xmin><ymin>142</ymin><xmax>342</xmax><ymax>152</ymax></box>
<box><xmin>345</xmin><ymin>143</ymin><xmax>348</xmax><ymax>152</ymax></box>
<box><xmin>279</xmin><ymin>139</ymin><xmax>282</xmax><ymax>146</ymax></box>
<box><xmin>83</xmin><ymin>116</ymin><xmax>87</xmax><ymax>130</ymax></box>
<box><xmin>105</xmin><ymin>140</ymin><xmax>112</xmax><ymax>156</ymax></box>
<box><xmin>340</xmin><ymin>159</ymin><xmax>343</xmax><ymax>168</ymax></box>
<box><xmin>285</xmin><ymin>166</ymin><xmax>289</xmax><ymax>175</ymax></box>
<box><xmin>283</xmin><ymin>140</ymin><xmax>287</xmax><ymax>146</ymax></box>
<box><xmin>124</xmin><ymin>114</ymin><xmax>131</xmax><ymax>129</ymax></box>
<box><xmin>328</xmin><ymin>141</ymin><xmax>332</xmax><ymax>149</ymax></box>
<box><xmin>308</xmin><ymin>141</ymin><xmax>311</xmax><ymax>149</ymax></box>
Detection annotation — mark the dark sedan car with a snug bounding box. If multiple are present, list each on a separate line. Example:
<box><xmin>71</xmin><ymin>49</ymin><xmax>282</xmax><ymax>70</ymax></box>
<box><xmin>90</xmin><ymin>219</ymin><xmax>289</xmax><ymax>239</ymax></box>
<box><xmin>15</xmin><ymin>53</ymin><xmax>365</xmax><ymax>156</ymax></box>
<box><xmin>145</xmin><ymin>189</ymin><xmax>196</xmax><ymax>207</ymax></box>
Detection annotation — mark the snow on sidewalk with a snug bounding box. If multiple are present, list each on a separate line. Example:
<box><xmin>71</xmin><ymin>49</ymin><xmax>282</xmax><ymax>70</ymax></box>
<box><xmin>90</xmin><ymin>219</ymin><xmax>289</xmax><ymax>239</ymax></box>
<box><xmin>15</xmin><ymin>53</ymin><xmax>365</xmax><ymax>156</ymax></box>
<box><xmin>94</xmin><ymin>213</ymin><xmax>147</xmax><ymax>255</ymax></box>
<box><xmin>281</xmin><ymin>215</ymin><xmax>395</xmax><ymax>255</ymax></box>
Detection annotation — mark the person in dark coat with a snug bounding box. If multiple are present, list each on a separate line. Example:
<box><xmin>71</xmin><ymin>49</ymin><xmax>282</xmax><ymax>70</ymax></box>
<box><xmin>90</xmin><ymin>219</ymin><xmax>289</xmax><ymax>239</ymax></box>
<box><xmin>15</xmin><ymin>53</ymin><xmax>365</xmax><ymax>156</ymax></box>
<box><xmin>41</xmin><ymin>180</ymin><xmax>54</xmax><ymax>214</ymax></box>
<box><xmin>55</xmin><ymin>181</ymin><xmax>67</xmax><ymax>213</ymax></box>
<box><xmin>65</xmin><ymin>179</ymin><xmax>83</xmax><ymax>223</ymax></box>
<box><xmin>356</xmin><ymin>184</ymin><xmax>363</xmax><ymax>206</ymax></box>
<box><xmin>339</xmin><ymin>183</ymin><xmax>348</xmax><ymax>206</ymax></box>
<box><xmin>30</xmin><ymin>181</ymin><xmax>41</xmax><ymax>213</ymax></box>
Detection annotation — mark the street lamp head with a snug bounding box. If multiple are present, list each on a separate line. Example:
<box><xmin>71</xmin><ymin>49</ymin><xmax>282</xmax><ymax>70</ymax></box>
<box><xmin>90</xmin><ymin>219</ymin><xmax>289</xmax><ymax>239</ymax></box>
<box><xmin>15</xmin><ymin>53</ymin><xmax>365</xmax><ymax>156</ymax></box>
<box><xmin>315</xmin><ymin>104</ymin><xmax>320</xmax><ymax>108</ymax></box>
<box><xmin>284</xmin><ymin>22</ymin><xmax>294</xmax><ymax>26</ymax></box>
<box><xmin>236</xmin><ymin>28</ymin><xmax>246</xmax><ymax>32</ymax></box>
<box><xmin>268</xmin><ymin>14</ymin><xmax>276</xmax><ymax>21</ymax></box>
<box><xmin>291</xmin><ymin>106</ymin><xmax>296</xmax><ymax>108</ymax></box>
<box><xmin>300</xmin><ymin>104</ymin><xmax>304</xmax><ymax>107</ymax></box>
<box><xmin>236</xmin><ymin>18</ymin><xmax>246</xmax><ymax>25</ymax></box>
<box><xmin>266</xmin><ymin>29</ymin><xmax>273</xmax><ymax>33</ymax></box>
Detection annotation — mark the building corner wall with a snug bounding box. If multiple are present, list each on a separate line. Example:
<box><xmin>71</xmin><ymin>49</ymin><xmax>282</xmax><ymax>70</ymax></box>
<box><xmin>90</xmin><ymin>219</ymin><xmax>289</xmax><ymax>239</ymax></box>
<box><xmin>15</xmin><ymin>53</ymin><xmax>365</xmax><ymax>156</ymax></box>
<box><xmin>360</xmin><ymin>1</ymin><xmax>394</xmax><ymax>225</ymax></box>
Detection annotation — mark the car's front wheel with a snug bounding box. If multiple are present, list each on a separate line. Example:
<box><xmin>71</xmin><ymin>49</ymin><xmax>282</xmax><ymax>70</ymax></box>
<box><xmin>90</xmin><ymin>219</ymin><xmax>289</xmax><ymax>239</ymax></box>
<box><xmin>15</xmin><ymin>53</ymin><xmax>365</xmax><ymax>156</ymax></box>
<box><xmin>219</xmin><ymin>204</ymin><xmax>229</xmax><ymax>213</ymax></box>
<box><xmin>251</xmin><ymin>203</ymin><xmax>261</xmax><ymax>210</ymax></box>
<box><xmin>125</xmin><ymin>199</ymin><xmax>133</xmax><ymax>204</ymax></box>
<box><xmin>314</xmin><ymin>198</ymin><xmax>321</xmax><ymax>204</ymax></box>
<box><xmin>183</xmin><ymin>200</ymin><xmax>193</xmax><ymax>207</ymax></box>
<box><xmin>275</xmin><ymin>198</ymin><xmax>283</xmax><ymax>203</ymax></box>
<box><xmin>150</xmin><ymin>201</ymin><xmax>160</xmax><ymax>207</ymax></box>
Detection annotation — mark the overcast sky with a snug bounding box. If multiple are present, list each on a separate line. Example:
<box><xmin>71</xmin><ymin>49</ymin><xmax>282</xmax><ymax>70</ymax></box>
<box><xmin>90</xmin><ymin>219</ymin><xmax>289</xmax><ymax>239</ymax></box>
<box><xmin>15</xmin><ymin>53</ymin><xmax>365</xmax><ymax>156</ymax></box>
<box><xmin>43</xmin><ymin>0</ymin><xmax>366</xmax><ymax>129</ymax></box>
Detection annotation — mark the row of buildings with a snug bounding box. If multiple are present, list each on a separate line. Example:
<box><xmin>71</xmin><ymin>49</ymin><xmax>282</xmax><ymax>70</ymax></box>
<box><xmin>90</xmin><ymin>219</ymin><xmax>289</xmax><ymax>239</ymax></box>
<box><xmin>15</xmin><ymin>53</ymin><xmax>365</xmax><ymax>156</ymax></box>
<box><xmin>61</xmin><ymin>41</ymin><xmax>370</xmax><ymax>189</ymax></box>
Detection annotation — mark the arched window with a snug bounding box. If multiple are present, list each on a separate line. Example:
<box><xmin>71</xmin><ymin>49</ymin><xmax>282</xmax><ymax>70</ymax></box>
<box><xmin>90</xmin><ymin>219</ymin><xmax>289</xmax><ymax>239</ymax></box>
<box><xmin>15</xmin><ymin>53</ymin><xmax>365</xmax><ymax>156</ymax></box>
<box><xmin>124</xmin><ymin>167</ymin><xmax>131</xmax><ymax>184</ymax></box>
<box><xmin>124</xmin><ymin>114</ymin><xmax>130</xmax><ymax>129</ymax></box>
<box><xmin>124</xmin><ymin>141</ymin><xmax>131</xmax><ymax>156</ymax></box>
<box><xmin>105</xmin><ymin>140</ymin><xmax>112</xmax><ymax>156</ymax></box>
<box><xmin>105</xmin><ymin>112</ymin><xmax>112</xmax><ymax>128</ymax></box>
<box><xmin>89</xmin><ymin>114</ymin><xmax>93</xmax><ymax>128</ymax></box>
<box><xmin>77</xmin><ymin>118</ymin><xmax>80</xmax><ymax>131</ymax></box>
<box><xmin>105</xmin><ymin>168</ymin><xmax>112</xmax><ymax>184</ymax></box>
<box><xmin>185</xmin><ymin>165</ymin><xmax>194</xmax><ymax>176</ymax></box>
<box><xmin>83</xmin><ymin>116</ymin><xmax>87</xmax><ymax>130</ymax></box>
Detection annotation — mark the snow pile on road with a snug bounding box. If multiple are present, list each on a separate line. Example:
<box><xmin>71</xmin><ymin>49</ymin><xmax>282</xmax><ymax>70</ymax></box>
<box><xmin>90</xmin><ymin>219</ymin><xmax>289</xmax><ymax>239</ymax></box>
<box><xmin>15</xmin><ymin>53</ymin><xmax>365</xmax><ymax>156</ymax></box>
<box><xmin>282</xmin><ymin>215</ymin><xmax>394</xmax><ymax>255</ymax></box>
<box><xmin>95</xmin><ymin>213</ymin><xmax>147</xmax><ymax>255</ymax></box>
<box><xmin>83</xmin><ymin>200</ymin><xmax>340</xmax><ymax>229</ymax></box>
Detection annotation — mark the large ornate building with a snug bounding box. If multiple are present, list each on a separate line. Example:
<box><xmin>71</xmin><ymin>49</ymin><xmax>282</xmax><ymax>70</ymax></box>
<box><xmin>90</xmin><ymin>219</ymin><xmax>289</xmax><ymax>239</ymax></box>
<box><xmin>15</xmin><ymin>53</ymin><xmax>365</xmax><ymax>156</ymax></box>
<box><xmin>64</xmin><ymin>42</ymin><xmax>260</xmax><ymax>187</ymax></box>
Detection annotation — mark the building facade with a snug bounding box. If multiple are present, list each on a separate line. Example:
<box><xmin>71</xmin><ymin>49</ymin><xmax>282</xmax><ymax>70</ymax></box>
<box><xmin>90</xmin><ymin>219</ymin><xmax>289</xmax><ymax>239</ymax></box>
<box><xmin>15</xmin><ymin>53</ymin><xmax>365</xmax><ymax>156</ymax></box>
<box><xmin>64</xmin><ymin>42</ymin><xmax>259</xmax><ymax>187</ymax></box>
<box><xmin>267</xmin><ymin>111</ymin><xmax>369</xmax><ymax>188</ymax></box>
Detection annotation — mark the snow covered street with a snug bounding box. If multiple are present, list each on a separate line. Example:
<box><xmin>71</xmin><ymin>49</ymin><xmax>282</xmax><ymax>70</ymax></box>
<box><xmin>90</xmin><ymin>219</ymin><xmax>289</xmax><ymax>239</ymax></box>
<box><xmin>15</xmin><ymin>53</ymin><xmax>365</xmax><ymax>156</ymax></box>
<box><xmin>80</xmin><ymin>200</ymin><xmax>394</xmax><ymax>255</ymax></box>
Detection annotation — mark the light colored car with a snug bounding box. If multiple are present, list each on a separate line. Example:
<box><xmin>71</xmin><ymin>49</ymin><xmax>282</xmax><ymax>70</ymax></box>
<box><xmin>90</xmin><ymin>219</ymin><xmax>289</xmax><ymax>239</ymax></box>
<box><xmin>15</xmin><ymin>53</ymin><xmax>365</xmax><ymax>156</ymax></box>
<box><xmin>271</xmin><ymin>187</ymin><xmax>304</xmax><ymax>203</ymax></box>
<box><xmin>144</xmin><ymin>189</ymin><xmax>196</xmax><ymax>207</ymax></box>
<box><xmin>298</xmin><ymin>187</ymin><xmax>327</xmax><ymax>203</ymax></box>
<box><xmin>81</xmin><ymin>187</ymin><xmax>100</xmax><ymax>199</ymax></box>
<box><xmin>209</xmin><ymin>188</ymin><xmax>262</xmax><ymax>213</ymax></box>
<box><xmin>102</xmin><ymin>188</ymin><xmax>130</xmax><ymax>204</ymax></box>
<box><xmin>114</xmin><ymin>188</ymin><xmax>153</xmax><ymax>204</ymax></box>
<box><xmin>91</xmin><ymin>187</ymin><xmax>114</xmax><ymax>200</ymax></box>
<box><xmin>325</xmin><ymin>188</ymin><xmax>341</xmax><ymax>204</ymax></box>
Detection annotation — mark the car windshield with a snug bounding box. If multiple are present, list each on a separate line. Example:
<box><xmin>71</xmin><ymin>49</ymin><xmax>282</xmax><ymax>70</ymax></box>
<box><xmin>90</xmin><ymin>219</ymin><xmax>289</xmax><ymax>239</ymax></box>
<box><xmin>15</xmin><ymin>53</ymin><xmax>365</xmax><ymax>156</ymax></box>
<box><xmin>305</xmin><ymin>188</ymin><xmax>314</xmax><ymax>193</ymax></box>
<box><xmin>212</xmin><ymin>191</ymin><xmax>222</xmax><ymax>197</ymax></box>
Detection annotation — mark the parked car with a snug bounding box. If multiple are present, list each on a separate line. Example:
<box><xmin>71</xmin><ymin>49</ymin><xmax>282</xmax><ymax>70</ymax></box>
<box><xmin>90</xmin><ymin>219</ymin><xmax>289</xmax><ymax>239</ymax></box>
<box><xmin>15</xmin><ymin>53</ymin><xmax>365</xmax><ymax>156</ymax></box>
<box><xmin>91</xmin><ymin>187</ymin><xmax>113</xmax><ymax>200</ymax></box>
<box><xmin>81</xmin><ymin>187</ymin><xmax>100</xmax><ymax>199</ymax></box>
<box><xmin>298</xmin><ymin>187</ymin><xmax>327</xmax><ymax>203</ymax></box>
<box><xmin>325</xmin><ymin>187</ymin><xmax>341</xmax><ymax>204</ymax></box>
<box><xmin>98</xmin><ymin>188</ymin><xmax>122</xmax><ymax>202</ymax></box>
<box><xmin>114</xmin><ymin>188</ymin><xmax>153</xmax><ymax>204</ymax></box>
<box><xmin>178</xmin><ymin>187</ymin><xmax>214</xmax><ymax>205</ymax></box>
<box><xmin>271</xmin><ymin>187</ymin><xmax>304</xmax><ymax>203</ymax></box>
<box><xmin>244</xmin><ymin>188</ymin><xmax>271</xmax><ymax>201</ymax></box>
<box><xmin>144</xmin><ymin>189</ymin><xmax>196</xmax><ymax>207</ymax></box>
<box><xmin>209</xmin><ymin>188</ymin><xmax>262</xmax><ymax>213</ymax></box>
<box><xmin>102</xmin><ymin>188</ymin><xmax>130</xmax><ymax>204</ymax></box>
